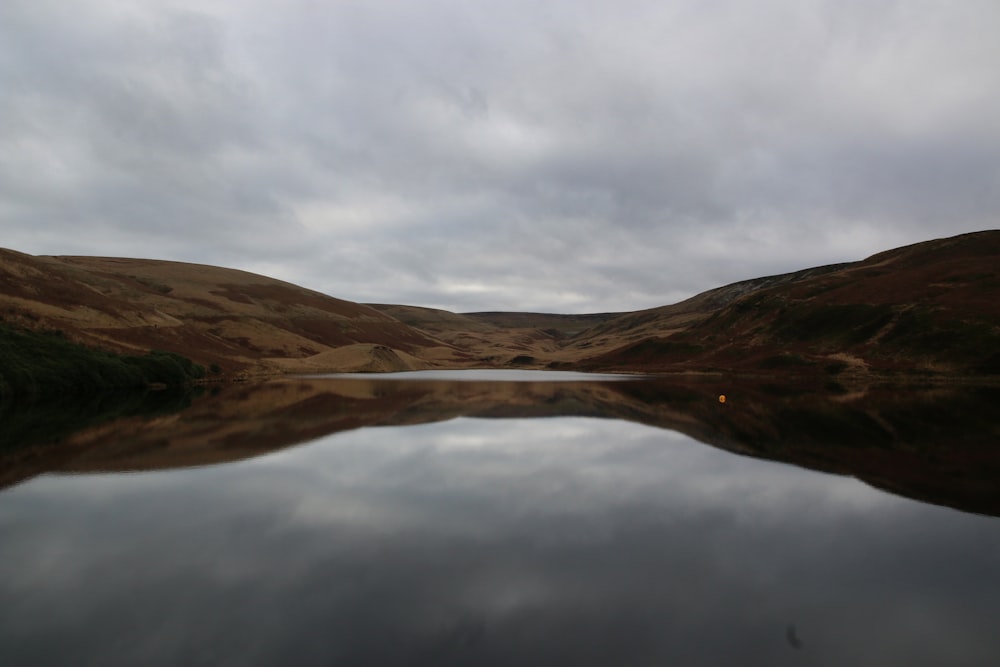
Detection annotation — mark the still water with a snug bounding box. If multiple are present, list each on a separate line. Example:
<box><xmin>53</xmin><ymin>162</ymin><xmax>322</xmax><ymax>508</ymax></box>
<box><xmin>1</xmin><ymin>373</ymin><xmax>999</xmax><ymax>665</ymax></box>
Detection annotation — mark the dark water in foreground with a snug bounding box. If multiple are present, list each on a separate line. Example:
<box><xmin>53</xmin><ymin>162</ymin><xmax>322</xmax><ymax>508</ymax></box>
<box><xmin>1</xmin><ymin>372</ymin><xmax>999</xmax><ymax>665</ymax></box>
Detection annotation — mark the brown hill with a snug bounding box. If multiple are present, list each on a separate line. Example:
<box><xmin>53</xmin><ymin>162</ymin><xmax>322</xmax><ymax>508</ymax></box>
<box><xmin>0</xmin><ymin>250</ymin><xmax>461</xmax><ymax>375</ymax></box>
<box><xmin>3</xmin><ymin>230</ymin><xmax>997</xmax><ymax>378</ymax></box>
<box><xmin>462</xmin><ymin>311</ymin><xmax>623</xmax><ymax>336</ymax></box>
<box><xmin>566</xmin><ymin>263</ymin><xmax>852</xmax><ymax>354</ymax></box>
<box><xmin>368</xmin><ymin>307</ymin><xmax>622</xmax><ymax>343</ymax></box>
<box><xmin>367</xmin><ymin>304</ymin><xmax>571</xmax><ymax>365</ymax></box>
<box><xmin>573</xmin><ymin>231</ymin><xmax>1000</xmax><ymax>378</ymax></box>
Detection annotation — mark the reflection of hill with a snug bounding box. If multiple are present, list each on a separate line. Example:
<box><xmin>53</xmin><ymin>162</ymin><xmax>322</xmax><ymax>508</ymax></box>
<box><xmin>3</xmin><ymin>378</ymin><xmax>999</xmax><ymax>517</ymax></box>
<box><xmin>0</xmin><ymin>389</ymin><xmax>196</xmax><ymax>489</ymax></box>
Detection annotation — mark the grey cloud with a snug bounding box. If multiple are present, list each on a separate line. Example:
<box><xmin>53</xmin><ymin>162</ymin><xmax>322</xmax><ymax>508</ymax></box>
<box><xmin>2</xmin><ymin>0</ymin><xmax>998</xmax><ymax>311</ymax></box>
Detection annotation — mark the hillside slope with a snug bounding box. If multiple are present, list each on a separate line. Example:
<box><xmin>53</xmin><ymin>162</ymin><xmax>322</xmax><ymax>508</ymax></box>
<box><xmin>566</xmin><ymin>263</ymin><xmax>852</xmax><ymax>354</ymax></box>
<box><xmin>576</xmin><ymin>231</ymin><xmax>1000</xmax><ymax>377</ymax></box>
<box><xmin>0</xmin><ymin>250</ymin><xmax>459</xmax><ymax>375</ymax></box>
<box><xmin>368</xmin><ymin>304</ymin><xmax>577</xmax><ymax>365</ymax></box>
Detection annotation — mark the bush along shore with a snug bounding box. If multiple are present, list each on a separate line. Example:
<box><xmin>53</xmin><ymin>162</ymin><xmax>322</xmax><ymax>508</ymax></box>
<box><xmin>0</xmin><ymin>323</ymin><xmax>205</xmax><ymax>400</ymax></box>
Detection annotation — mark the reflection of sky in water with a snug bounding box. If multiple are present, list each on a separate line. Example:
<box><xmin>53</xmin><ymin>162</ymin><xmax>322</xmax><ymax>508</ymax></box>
<box><xmin>2</xmin><ymin>417</ymin><xmax>1000</xmax><ymax>666</ymax></box>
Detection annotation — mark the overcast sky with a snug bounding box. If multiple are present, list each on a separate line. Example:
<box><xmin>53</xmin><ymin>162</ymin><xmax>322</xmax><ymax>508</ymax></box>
<box><xmin>2</xmin><ymin>0</ymin><xmax>998</xmax><ymax>312</ymax></box>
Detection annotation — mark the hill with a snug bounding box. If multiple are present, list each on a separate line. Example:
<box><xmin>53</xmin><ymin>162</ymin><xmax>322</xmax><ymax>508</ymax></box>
<box><xmin>2</xmin><ymin>230</ymin><xmax>998</xmax><ymax>380</ymax></box>
<box><xmin>0</xmin><ymin>250</ymin><xmax>460</xmax><ymax>376</ymax></box>
<box><xmin>462</xmin><ymin>311</ymin><xmax>622</xmax><ymax>337</ymax></box>
<box><xmin>368</xmin><ymin>304</ymin><xmax>611</xmax><ymax>366</ymax></box>
<box><xmin>572</xmin><ymin>231</ymin><xmax>1000</xmax><ymax>378</ymax></box>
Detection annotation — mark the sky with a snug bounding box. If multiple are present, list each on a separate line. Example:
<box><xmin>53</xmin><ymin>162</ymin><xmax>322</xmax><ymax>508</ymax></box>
<box><xmin>2</xmin><ymin>0</ymin><xmax>999</xmax><ymax>313</ymax></box>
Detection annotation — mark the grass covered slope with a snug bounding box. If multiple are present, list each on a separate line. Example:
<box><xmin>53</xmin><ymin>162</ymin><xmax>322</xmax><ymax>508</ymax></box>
<box><xmin>0</xmin><ymin>323</ymin><xmax>205</xmax><ymax>399</ymax></box>
<box><xmin>0</xmin><ymin>250</ymin><xmax>457</xmax><ymax>375</ymax></box>
<box><xmin>577</xmin><ymin>231</ymin><xmax>1000</xmax><ymax>376</ymax></box>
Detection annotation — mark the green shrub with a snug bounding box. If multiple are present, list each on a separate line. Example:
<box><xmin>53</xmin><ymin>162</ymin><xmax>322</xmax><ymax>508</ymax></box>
<box><xmin>0</xmin><ymin>323</ymin><xmax>205</xmax><ymax>400</ymax></box>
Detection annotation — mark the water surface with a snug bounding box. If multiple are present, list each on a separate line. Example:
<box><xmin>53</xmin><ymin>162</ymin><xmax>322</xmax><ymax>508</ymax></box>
<box><xmin>307</xmin><ymin>369</ymin><xmax>641</xmax><ymax>381</ymax></box>
<box><xmin>1</xmin><ymin>374</ymin><xmax>999</xmax><ymax>665</ymax></box>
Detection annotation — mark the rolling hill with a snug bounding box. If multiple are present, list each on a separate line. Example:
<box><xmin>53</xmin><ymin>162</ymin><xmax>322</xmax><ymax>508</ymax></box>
<box><xmin>0</xmin><ymin>250</ymin><xmax>459</xmax><ymax>376</ymax></box>
<box><xmin>2</xmin><ymin>230</ymin><xmax>998</xmax><ymax>381</ymax></box>
<box><xmin>571</xmin><ymin>230</ymin><xmax>1000</xmax><ymax>377</ymax></box>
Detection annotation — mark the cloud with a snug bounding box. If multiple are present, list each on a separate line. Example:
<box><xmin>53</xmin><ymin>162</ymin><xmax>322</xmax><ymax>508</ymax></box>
<box><xmin>2</xmin><ymin>0</ymin><xmax>998</xmax><ymax>311</ymax></box>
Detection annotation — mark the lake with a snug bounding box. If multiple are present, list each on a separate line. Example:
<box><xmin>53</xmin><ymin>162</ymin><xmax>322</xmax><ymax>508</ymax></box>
<box><xmin>2</xmin><ymin>371</ymin><xmax>1000</xmax><ymax>665</ymax></box>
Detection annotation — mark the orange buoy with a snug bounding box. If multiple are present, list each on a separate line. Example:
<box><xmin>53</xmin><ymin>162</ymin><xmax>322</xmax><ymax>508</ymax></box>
<box><xmin>718</xmin><ymin>394</ymin><xmax>727</xmax><ymax>404</ymax></box>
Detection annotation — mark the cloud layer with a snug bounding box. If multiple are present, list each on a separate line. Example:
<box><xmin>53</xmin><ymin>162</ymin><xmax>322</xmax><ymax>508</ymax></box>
<box><xmin>3</xmin><ymin>0</ymin><xmax>999</xmax><ymax>311</ymax></box>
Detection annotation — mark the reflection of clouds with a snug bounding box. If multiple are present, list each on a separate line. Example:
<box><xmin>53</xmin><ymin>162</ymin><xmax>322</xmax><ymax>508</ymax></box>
<box><xmin>431</xmin><ymin>418</ymin><xmax>610</xmax><ymax>451</ymax></box>
<box><xmin>275</xmin><ymin>417</ymin><xmax>893</xmax><ymax>531</ymax></box>
<box><xmin>2</xmin><ymin>418</ymin><xmax>1000</xmax><ymax>665</ymax></box>
<box><xmin>270</xmin><ymin>419</ymin><xmax>725</xmax><ymax>535</ymax></box>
